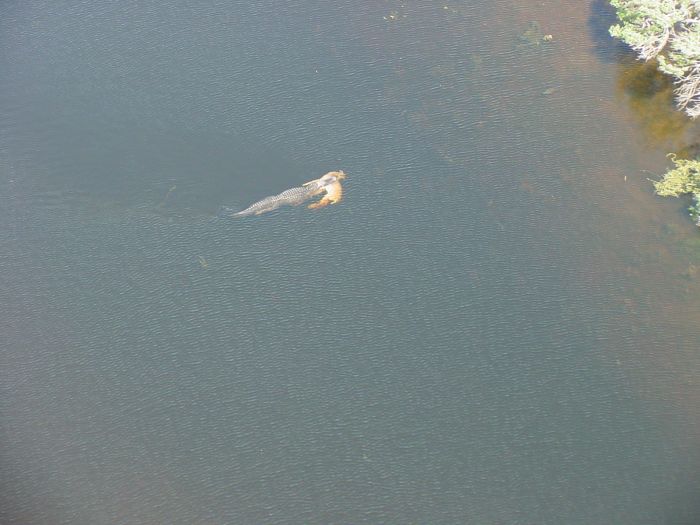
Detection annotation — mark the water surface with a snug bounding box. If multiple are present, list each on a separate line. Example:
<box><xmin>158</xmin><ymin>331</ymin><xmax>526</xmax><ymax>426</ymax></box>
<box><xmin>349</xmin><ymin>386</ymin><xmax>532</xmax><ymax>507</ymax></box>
<box><xmin>2</xmin><ymin>1</ymin><xmax>700</xmax><ymax>523</ymax></box>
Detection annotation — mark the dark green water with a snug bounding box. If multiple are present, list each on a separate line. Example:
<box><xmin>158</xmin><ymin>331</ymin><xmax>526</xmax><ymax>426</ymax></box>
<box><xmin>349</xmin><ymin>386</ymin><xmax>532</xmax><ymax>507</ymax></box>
<box><xmin>2</xmin><ymin>1</ymin><xmax>700</xmax><ymax>523</ymax></box>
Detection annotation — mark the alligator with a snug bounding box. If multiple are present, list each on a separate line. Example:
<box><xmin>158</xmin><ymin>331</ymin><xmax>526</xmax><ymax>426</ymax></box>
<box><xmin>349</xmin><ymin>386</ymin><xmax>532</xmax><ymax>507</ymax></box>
<box><xmin>222</xmin><ymin>171</ymin><xmax>346</xmax><ymax>217</ymax></box>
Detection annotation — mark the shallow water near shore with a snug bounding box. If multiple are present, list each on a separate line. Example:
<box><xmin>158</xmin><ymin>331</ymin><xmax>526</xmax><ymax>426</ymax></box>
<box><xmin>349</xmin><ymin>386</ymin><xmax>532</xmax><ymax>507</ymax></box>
<box><xmin>2</xmin><ymin>1</ymin><xmax>700</xmax><ymax>523</ymax></box>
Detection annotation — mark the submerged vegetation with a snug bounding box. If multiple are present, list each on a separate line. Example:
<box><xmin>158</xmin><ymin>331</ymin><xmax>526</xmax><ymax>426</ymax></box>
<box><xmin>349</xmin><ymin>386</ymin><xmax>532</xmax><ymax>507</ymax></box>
<box><xmin>609</xmin><ymin>0</ymin><xmax>700</xmax><ymax>225</ymax></box>
<box><xmin>615</xmin><ymin>58</ymin><xmax>690</xmax><ymax>144</ymax></box>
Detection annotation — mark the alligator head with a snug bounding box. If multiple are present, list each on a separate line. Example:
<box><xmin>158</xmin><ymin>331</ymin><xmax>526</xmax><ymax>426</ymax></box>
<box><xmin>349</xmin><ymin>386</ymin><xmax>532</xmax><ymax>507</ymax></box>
<box><xmin>303</xmin><ymin>170</ymin><xmax>346</xmax><ymax>189</ymax></box>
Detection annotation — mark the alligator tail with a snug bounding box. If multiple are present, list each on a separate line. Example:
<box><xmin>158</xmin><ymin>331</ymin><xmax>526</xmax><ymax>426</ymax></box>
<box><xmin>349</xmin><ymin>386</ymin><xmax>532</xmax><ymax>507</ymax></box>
<box><xmin>218</xmin><ymin>206</ymin><xmax>234</xmax><ymax>217</ymax></box>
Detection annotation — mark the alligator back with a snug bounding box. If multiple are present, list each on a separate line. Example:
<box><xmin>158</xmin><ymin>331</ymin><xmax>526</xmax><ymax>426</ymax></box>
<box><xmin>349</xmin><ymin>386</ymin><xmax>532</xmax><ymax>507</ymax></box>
<box><xmin>229</xmin><ymin>184</ymin><xmax>322</xmax><ymax>217</ymax></box>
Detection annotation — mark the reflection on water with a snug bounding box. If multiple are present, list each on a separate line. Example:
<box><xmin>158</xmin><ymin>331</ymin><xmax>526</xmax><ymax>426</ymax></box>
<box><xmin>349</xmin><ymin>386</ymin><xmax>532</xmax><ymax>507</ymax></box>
<box><xmin>587</xmin><ymin>0</ymin><xmax>630</xmax><ymax>63</ymax></box>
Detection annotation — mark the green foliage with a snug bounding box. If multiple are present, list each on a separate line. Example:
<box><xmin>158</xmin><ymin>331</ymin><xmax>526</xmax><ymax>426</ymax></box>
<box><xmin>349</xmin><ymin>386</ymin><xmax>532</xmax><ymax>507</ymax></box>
<box><xmin>654</xmin><ymin>156</ymin><xmax>700</xmax><ymax>197</ymax></box>
<box><xmin>609</xmin><ymin>0</ymin><xmax>700</xmax><ymax>117</ymax></box>
<box><xmin>610</xmin><ymin>1</ymin><xmax>687</xmax><ymax>58</ymax></box>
